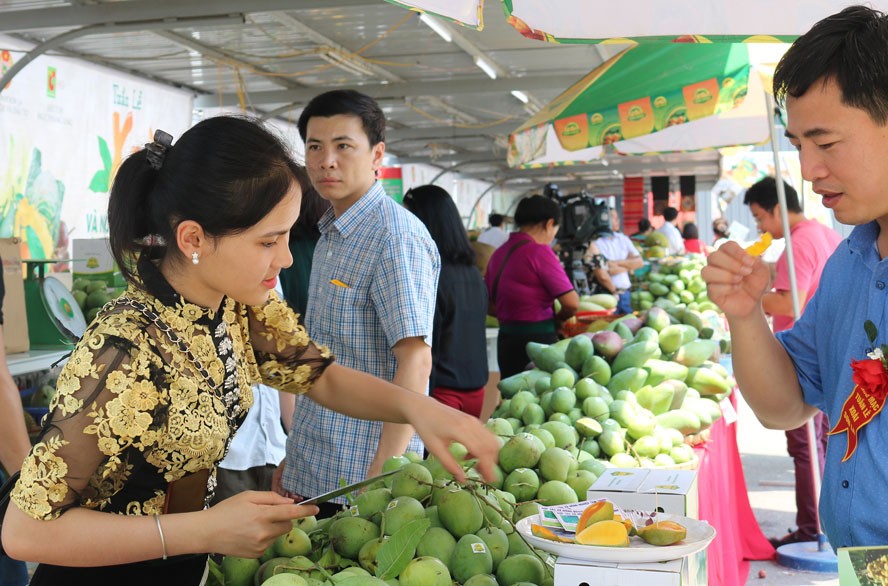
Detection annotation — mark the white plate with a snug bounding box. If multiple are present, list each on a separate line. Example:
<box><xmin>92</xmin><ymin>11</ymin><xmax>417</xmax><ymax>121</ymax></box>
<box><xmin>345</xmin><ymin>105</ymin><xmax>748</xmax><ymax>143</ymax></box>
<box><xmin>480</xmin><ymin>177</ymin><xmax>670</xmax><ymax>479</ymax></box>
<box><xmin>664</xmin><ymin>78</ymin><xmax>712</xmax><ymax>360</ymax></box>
<box><xmin>516</xmin><ymin>513</ymin><xmax>716</xmax><ymax>564</ymax></box>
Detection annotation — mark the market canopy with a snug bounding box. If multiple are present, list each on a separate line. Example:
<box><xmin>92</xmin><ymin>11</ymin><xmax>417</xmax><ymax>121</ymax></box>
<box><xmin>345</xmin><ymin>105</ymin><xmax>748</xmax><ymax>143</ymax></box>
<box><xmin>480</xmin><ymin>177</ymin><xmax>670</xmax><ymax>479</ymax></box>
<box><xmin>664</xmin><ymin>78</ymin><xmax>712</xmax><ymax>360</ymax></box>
<box><xmin>507</xmin><ymin>43</ymin><xmax>767</xmax><ymax>167</ymax></box>
<box><xmin>383</xmin><ymin>0</ymin><xmax>870</xmax><ymax>42</ymax></box>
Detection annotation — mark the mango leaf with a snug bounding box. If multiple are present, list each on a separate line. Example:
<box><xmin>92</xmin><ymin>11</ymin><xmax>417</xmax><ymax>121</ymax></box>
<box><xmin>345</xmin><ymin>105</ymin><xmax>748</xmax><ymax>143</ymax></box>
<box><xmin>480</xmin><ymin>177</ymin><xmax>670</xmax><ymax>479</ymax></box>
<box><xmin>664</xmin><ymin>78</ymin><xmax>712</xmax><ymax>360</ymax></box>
<box><xmin>89</xmin><ymin>169</ymin><xmax>109</xmax><ymax>193</ymax></box>
<box><xmin>376</xmin><ymin>517</ymin><xmax>430</xmax><ymax>580</ymax></box>
<box><xmin>865</xmin><ymin>320</ymin><xmax>878</xmax><ymax>344</ymax></box>
<box><xmin>97</xmin><ymin>136</ymin><xmax>112</xmax><ymax>173</ymax></box>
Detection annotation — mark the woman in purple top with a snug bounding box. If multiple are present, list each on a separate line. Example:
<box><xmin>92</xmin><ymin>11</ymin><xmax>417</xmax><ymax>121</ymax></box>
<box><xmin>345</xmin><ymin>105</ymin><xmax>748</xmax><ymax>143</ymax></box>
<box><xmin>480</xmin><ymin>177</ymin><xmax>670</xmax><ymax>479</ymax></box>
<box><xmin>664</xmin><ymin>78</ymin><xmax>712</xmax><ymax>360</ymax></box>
<box><xmin>485</xmin><ymin>195</ymin><xmax>579</xmax><ymax>377</ymax></box>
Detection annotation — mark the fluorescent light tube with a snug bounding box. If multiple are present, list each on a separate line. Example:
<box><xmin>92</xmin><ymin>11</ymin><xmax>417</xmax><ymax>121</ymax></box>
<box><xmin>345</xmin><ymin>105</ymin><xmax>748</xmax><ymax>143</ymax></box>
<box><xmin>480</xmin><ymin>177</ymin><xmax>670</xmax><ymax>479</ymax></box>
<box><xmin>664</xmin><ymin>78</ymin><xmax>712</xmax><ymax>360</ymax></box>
<box><xmin>511</xmin><ymin>90</ymin><xmax>529</xmax><ymax>103</ymax></box>
<box><xmin>474</xmin><ymin>56</ymin><xmax>497</xmax><ymax>79</ymax></box>
<box><xmin>419</xmin><ymin>13</ymin><xmax>452</xmax><ymax>43</ymax></box>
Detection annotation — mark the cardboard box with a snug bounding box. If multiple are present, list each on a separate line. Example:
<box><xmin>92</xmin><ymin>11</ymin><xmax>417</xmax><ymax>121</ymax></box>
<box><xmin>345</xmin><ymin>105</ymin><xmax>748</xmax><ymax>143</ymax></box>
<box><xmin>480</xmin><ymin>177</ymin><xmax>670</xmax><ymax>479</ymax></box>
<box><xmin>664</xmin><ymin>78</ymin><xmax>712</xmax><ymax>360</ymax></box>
<box><xmin>0</xmin><ymin>238</ymin><xmax>29</xmax><ymax>354</ymax></box>
<box><xmin>838</xmin><ymin>545</ymin><xmax>888</xmax><ymax>585</ymax></box>
<box><xmin>588</xmin><ymin>468</ymin><xmax>699</xmax><ymax>518</ymax></box>
<box><xmin>556</xmin><ymin>557</ymin><xmax>688</xmax><ymax>586</ymax></box>
<box><xmin>72</xmin><ymin>238</ymin><xmax>116</xmax><ymax>285</ymax></box>
<box><xmin>555</xmin><ymin>547</ymin><xmax>707</xmax><ymax>585</ymax></box>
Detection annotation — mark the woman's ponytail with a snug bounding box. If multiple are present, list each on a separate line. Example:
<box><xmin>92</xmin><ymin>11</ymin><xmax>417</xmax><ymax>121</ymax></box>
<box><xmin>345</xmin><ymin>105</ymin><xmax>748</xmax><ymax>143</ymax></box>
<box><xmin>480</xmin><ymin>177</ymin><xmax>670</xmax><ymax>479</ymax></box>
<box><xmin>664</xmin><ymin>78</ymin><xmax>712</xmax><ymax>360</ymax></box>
<box><xmin>107</xmin><ymin>149</ymin><xmax>160</xmax><ymax>285</ymax></box>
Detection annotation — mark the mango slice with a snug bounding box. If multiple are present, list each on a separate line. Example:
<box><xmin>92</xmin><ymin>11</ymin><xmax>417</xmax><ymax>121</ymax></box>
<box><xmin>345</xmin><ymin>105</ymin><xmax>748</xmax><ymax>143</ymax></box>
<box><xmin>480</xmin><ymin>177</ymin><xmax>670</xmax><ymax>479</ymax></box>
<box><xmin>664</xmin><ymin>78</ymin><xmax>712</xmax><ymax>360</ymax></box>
<box><xmin>745</xmin><ymin>232</ymin><xmax>772</xmax><ymax>256</ymax></box>
<box><xmin>530</xmin><ymin>524</ymin><xmax>573</xmax><ymax>544</ymax></box>
<box><xmin>636</xmin><ymin>520</ymin><xmax>688</xmax><ymax>546</ymax></box>
<box><xmin>576</xmin><ymin>501</ymin><xmax>615</xmax><ymax>534</ymax></box>
<box><xmin>575</xmin><ymin>519</ymin><xmax>630</xmax><ymax>547</ymax></box>
<box><xmin>613</xmin><ymin>513</ymin><xmax>637</xmax><ymax>536</ymax></box>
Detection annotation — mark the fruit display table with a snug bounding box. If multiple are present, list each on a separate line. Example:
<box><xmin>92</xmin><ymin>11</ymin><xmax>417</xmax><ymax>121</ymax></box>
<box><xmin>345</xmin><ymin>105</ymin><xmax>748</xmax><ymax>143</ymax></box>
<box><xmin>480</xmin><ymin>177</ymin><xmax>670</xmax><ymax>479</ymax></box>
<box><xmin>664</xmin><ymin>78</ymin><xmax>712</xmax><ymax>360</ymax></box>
<box><xmin>695</xmin><ymin>392</ymin><xmax>775</xmax><ymax>585</ymax></box>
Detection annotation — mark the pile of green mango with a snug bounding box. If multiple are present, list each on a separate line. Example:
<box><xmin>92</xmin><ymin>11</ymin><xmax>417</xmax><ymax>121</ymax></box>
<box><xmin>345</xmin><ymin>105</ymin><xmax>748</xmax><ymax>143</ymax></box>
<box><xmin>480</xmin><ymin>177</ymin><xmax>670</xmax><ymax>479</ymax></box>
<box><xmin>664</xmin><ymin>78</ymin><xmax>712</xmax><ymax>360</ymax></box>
<box><xmin>213</xmin><ymin>448</ymin><xmax>557</xmax><ymax>586</ymax></box>
<box><xmin>494</xmin><ymin>305</ymin><xmax>735</xmax><ymax>475</ymax></box>
<box><xmin>71</xmin><ymin>277</ymin><xmax>124</xmax><ymax>324</ymax></box>
<box><xmin>631</xmin><ymin>256</ymin><xmax>718</xmax><ymax>314</ymax></box>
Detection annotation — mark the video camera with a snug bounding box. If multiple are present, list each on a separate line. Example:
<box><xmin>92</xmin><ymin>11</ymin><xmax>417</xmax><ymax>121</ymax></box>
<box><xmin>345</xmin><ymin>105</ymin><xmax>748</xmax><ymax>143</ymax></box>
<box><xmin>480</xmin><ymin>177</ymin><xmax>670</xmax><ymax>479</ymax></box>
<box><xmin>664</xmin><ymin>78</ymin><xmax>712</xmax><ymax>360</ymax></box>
<box><xmin>543</xmin><ymin>183</ymin><xmax>612</xmax><ymax>295</ymax></box>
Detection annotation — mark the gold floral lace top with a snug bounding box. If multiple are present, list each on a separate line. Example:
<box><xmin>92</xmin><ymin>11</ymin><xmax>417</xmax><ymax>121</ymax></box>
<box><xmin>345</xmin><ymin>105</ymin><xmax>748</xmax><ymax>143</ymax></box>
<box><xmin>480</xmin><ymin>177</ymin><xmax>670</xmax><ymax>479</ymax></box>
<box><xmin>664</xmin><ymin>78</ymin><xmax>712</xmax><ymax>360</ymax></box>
<box><xmin>11</xmin><ymin>259</ymin><xmax>333</xmax><ymax>520</ymax></box>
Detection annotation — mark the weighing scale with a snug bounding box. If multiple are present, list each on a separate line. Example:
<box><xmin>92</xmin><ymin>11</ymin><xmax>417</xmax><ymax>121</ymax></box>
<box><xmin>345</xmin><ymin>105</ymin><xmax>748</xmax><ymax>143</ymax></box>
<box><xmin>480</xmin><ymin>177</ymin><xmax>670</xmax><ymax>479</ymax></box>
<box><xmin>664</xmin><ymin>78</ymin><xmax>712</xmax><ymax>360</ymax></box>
<box><xmin>23</xmin><ymin>259</ymin><xmax>87</xmax><ymax>349</ymax></box>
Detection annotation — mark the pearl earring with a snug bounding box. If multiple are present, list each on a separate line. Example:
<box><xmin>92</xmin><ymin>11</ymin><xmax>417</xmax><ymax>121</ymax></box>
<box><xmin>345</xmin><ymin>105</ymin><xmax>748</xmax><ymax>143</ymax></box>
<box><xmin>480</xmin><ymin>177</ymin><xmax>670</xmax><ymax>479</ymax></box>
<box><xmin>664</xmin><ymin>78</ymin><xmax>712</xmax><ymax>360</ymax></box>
<box><xmin>191</xmin><ymin>252</ymin><xmax>199</xmax><ymax>265</ymax></box>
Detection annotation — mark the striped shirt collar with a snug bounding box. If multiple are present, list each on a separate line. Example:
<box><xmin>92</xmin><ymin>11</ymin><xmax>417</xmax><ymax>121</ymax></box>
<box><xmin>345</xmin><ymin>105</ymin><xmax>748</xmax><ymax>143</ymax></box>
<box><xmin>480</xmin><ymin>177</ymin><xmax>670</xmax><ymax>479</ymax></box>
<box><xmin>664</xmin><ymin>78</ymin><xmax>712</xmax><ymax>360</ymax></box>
<box><xmin>318</xmin><ymin>181</ymin><xmax>385</xmax><ymax>239</ymax></box>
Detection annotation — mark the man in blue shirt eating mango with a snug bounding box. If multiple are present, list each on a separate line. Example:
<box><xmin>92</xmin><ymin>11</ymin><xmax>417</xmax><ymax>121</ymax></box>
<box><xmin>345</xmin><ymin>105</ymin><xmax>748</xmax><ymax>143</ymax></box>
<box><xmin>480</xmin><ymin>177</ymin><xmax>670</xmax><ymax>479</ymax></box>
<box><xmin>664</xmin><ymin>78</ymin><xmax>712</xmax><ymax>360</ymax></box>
<box><xmin>703</xmin><ymin>5</ymin><xmax>888</xmax><ymax>549</ymax></box>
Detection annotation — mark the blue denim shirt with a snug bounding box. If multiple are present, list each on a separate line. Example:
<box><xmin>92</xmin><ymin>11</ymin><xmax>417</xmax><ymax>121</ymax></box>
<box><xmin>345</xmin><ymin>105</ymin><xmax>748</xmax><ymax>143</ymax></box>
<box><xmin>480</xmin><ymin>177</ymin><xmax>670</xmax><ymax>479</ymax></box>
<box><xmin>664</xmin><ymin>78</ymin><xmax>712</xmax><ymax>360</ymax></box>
<box><xmin>777</xmin><ymin>221</ymin><xmax>888</xmax><ymax>548</ymax></box>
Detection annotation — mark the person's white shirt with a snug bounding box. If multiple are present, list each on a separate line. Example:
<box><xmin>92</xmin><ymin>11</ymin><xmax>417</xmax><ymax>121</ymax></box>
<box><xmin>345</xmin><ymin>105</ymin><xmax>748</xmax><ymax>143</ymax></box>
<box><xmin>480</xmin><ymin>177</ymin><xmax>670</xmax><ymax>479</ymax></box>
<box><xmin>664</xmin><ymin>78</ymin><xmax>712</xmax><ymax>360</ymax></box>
<box><xmin>477</xmin><ymin>226</ymin><xmax>508</xmax><ymax>249</ymax></box>
<box><xmin>594</xmin><ymin>232</ymin><xmax>639</xmax><ymax>291</ymax></box>
<box><xmin>656</xmin><ymin>222</ymin><xmax>685</xmax><ymax>255</ymax></box>
<box><xmin>219</xmin><ymin>281</ymin><xmax>288</xmax><ymax>471</ymax></box>
<box><xmin>218</xmin><ymin>383</ymin><xmax>287</xmax><ymax>470</ymax></box>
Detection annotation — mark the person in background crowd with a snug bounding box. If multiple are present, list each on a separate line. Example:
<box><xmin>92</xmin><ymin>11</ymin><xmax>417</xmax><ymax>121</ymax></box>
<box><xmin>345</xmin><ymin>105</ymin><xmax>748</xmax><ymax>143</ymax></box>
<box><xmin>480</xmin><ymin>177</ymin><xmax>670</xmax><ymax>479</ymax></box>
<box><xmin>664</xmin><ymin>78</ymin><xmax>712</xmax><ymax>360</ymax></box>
<box><xmin>281</xmin><ymin>90</ymin><xmax>442</xmax><ymax>518</ymax></box>
<box><xmin>702</xmin><ymin>5</ymin><xmax>888</xmax><ymax>548</ymax></box>
<box><xmin>0</xmin><ymin>253</ymin><xmax>30</xmax><ymax>586</ymax></box>
<box><xmin>583</xmin><ymin>240</ymin><xmax>616</xmax><ymax>296</ymax></box>
<box><xmin>591</xmin><ymin>208</ymin><xmax>643</xmax><ymax>314</ymax></box>
<box><xmin>657</xmin><ymin>206</ymin><xmax>686</xmax><ymax>255</ymax></box>
<box><xmin>712</xmin><ymin>217</ymin><xmax>731</xmax><ymax>249</ymax></box>
<box><xmin>682</xmin><ymin>222</ymin><xmax>706</xmax><ymax>255</ymax></box>
<box><xmin>486</xmin><ymin>195</ymin><xmax>578</xmax><ymax>378</ymax></box>
<box><xmin>743</xmin><ymin>176</ymin><xmax>843</xmax><ymax>547</ymax></box>
<box><xmin>0</xmin><ymin>117</ymin><xmax>498</xmax><ymax>584</ymax></box>
<box><xmin>476</xmin><ymin>213</ymin><xmax>509</xmax><ymax>250</ymax></box>
<box><xmin>279</xmin><ymin>183</ymin><xmax>331</xmax><ymax>318</ymax></box>
<box><xmin>403</xmin><ymin>185</ymin><xmax>489</xmax><ymax>418</ymax></box>
<box><xmin>630</xmin><ymin>217</ymin><xmax>653</xmax><ymax>242</ymax></box>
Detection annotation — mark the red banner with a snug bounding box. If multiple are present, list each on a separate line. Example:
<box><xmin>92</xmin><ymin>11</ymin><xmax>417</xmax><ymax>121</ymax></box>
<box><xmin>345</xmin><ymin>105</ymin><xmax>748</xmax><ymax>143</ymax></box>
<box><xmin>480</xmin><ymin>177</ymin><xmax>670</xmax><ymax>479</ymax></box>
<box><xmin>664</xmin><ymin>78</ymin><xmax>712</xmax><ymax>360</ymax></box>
<box><xmin>829</xmin><ymin>357</ymin><xmax>888</xmax><ymax>461</ymax></box>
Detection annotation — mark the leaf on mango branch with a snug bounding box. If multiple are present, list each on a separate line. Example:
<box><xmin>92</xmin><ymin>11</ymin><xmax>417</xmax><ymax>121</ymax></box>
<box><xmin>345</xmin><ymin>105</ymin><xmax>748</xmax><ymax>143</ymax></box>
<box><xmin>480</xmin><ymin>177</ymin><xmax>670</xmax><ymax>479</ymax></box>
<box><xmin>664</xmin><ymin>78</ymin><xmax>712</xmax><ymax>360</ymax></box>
<box><xmin>376</xmin><ymin>518</ymin><xmax>430</xmax><ymax>580</ymax></box>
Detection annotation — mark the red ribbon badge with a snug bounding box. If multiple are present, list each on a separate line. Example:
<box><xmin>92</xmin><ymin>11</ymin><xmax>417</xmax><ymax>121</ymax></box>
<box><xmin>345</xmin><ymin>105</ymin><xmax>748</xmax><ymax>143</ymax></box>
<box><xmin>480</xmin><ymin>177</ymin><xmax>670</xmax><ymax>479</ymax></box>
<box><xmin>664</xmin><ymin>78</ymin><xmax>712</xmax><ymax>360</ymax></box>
<box><xmin>829</xmin><ymin>358</ymin><xmax>888</xmax><ymax>462</ymax></box>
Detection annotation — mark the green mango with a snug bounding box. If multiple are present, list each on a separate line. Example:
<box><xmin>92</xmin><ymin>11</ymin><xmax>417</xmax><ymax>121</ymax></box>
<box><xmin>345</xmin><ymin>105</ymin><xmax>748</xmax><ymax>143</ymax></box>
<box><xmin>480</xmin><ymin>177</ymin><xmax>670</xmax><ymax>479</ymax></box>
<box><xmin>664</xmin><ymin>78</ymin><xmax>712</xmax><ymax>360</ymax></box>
<box><xmin>526</xmin><ymin>342</ymin><xmax>563</xmax><ymax>373</ymax></box>
<box><xmin>564</xmin><ymin>335</ymin><xmax>595</xmax><ymax>371</ymax></box>
<box><xmin>686</xmin><ymin>367</ymin><xmax>732</xmax><ymax>396</ymax></box>
<box><xmin>657</xmin><ymin>324</ymin><xmax>700</xmax><ymax>354</ymax></box>
<box><xmin>635</xmin><ymin>384</ymin><xmax>674</xmax><ymax>416</ymax></box>
<box><xmin>580</xmin><ymin>355</ymin><xmax>611</xmax><ymax>386</ymax></box>
<box><xmin>655</xmin><ymin>409</ymin><xmax>702</xmax><ymax>435</ymax></box>
<box><xmin>642</xmin><ymin>359</ymin><xmax>689</xmax><ymax>386</ymax></box>
<box><xmin>606</xmin><ymin>367</ymin><xmax>648</xmax><ymax>396</ymax></box>
<box><xmin>674</xmin><ymin>339</ymin><xmax>720</xmax><ymax>367</ymax></box>
<box><xmin>611</xmin><ymin>340</ymin><xmax>660</xmax><ymax>374</ymax></box>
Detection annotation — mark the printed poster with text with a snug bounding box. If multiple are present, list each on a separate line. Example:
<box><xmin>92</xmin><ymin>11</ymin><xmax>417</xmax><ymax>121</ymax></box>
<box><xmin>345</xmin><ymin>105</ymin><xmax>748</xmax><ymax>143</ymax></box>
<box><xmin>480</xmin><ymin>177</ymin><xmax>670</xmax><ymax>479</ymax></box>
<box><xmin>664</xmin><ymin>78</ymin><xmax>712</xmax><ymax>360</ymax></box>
<box><xmin>1</xmin><ymin>35</ymin><xmax>192</xmax><ymax>267</ymax></box>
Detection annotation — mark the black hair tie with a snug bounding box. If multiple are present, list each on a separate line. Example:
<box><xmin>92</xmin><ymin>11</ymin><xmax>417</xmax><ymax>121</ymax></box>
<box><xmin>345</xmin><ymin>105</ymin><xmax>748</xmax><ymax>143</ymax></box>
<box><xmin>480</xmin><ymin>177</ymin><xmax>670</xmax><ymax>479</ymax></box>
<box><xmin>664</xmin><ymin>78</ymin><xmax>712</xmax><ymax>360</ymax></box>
<box><xmin>145</xmin><ymin>129</ymin><xmax>174</xmax><ymax>170</ymax></box>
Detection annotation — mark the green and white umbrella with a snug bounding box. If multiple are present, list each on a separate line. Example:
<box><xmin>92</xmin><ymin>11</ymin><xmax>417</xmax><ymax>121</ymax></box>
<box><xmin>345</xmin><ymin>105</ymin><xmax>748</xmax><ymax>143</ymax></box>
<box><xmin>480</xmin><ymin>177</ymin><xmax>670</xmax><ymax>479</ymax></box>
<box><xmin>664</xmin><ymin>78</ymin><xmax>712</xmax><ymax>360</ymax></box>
<box><xmin>507</xmin><ymin>43</ymin><xmax>770</xmax><ymax>168</ymax></box>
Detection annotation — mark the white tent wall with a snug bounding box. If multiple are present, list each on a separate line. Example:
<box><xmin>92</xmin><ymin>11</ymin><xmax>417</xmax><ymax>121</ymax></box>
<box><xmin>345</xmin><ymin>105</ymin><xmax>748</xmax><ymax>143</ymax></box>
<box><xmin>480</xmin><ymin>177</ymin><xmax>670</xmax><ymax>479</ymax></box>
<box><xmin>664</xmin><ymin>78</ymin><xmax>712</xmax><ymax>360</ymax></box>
<box><xmin>400</xmin><ymin>162</ymin><xmax>500</xmax><ymax>226</ymax></box>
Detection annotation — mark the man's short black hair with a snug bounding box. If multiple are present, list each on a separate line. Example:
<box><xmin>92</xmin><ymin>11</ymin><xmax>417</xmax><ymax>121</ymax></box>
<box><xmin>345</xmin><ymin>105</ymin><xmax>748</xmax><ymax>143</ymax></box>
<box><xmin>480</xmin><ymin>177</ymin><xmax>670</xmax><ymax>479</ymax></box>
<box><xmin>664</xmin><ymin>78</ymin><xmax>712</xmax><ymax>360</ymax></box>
<box><xmin>489</xmin><ymin>214</ymin><xmax>504</xmax><ymax>227</ymax></box>
<box><xmin>774</xmin><ymin>5</ymin><xmax>888</xmax><ymax>125</ymax></box>
<box><xmin>662</xmin><ymin>207</ymin><xmax>679</xmax><ymax>222</ymax></box>
<box><xmin>743</xmin><ymin>177</ymin><xmax>802</xmax><ymax>214</ymax></box>
<box><xmin>297</xmin><ymin>89</ymin><xmax>386</xmax><ymax>145</ymax></box>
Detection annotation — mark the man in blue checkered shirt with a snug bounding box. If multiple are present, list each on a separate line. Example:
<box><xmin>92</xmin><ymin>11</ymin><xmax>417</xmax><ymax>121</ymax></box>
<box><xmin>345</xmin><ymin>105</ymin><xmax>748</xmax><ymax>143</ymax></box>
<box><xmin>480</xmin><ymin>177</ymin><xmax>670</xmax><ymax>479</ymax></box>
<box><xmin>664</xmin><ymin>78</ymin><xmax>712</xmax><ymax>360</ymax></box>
<box><xmin>280</xmin><ymin>90</ymin><xmax>440</xmax><ymax>513</ymax></box>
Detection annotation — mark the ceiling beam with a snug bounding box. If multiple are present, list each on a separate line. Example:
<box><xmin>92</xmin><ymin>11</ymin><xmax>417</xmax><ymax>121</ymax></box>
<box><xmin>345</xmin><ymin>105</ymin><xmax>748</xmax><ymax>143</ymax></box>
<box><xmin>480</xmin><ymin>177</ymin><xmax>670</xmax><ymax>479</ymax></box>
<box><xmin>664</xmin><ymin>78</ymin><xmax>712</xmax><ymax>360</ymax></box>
<box><xmin>195</xmin><ymin>74</ymin><xmax>580</xmax><ymax>107</ymax></box>
<box><xmin>0</xmin><ymin>0</ymin><xmax>375</xmax><ymax>33</ymax></box>
<box><xmin>151</xmin><ymin>30</ymin><xmax>304</xmax><ymax>90</ymax></box>
<box><xmin>452</xmin><ymin>158</ymin><xmax>721</xmax><ymax>179</ymax></box>
<box><xmin>386</xmin><ymin>122</ymin><xmax>519</xmax><ymax>141</ymax></box>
